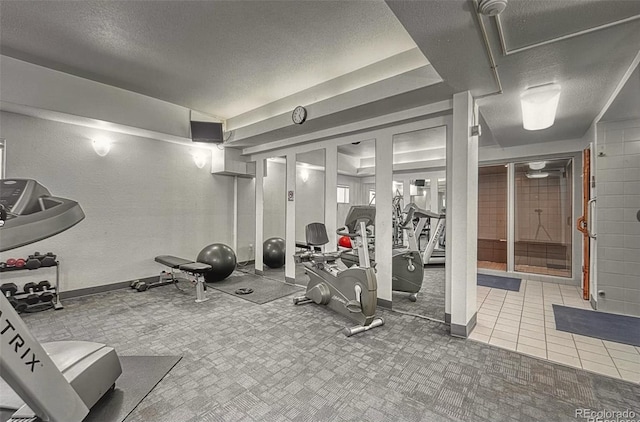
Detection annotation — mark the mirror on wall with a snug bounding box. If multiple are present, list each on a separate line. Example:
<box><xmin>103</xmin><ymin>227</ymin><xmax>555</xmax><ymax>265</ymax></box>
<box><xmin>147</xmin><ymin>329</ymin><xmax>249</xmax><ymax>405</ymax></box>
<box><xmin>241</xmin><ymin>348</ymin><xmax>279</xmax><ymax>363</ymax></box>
<box><xmin>335</xmin><ymin>139</ymin><xmax>375</xmax><ymax>269</ymax></box>
<box><xmin>390</xmin><ymin>126</ymin><xmax>447</xmax><ymax>321</ymax></box>
<box><xmin>295</xmin><ymin>149</ymin><xmax>325</xmax><ymax>286</ymax></box>
<box><xmin>262</xmin><ymin>155</ymin><xmax>287</xmax><ymax>280</ymax></box>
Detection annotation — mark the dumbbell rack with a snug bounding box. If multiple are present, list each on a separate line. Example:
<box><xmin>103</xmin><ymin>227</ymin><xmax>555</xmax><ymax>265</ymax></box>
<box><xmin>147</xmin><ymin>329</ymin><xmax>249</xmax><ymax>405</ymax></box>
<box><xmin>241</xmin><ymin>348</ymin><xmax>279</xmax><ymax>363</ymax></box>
<box><xmin>0</xmin><ymin>259</ymin><xmax>63</xmax><ymax>311</ymax></box>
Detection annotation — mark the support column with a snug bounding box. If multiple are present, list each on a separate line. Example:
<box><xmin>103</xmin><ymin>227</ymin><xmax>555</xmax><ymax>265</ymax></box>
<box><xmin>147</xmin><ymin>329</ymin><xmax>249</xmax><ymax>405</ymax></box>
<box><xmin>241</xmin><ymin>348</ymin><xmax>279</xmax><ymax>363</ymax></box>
<box><xmin>430</xmin><ymin>177</ymin><xmax>439</xmax><ymax>213</ymax></box>
<box><xmin>232</xmin><ymin>176</ymin><xmax>238</xmax><ymax>254</ymax></box>
<box><xmin>325</xmin><ymin>146</ymin><xmax>338</xmax><ymax>252</ymax></box>
<box><xmin>375</xmin><ymin>135</ymin><xmax>393</xmax><ymax>307</ymax></box>
<box><xmin>285</xmin><ymin>152</ymin><xmax>296</xmax><ymax>284</ymax></box>
<box><xmin>255</xmin><ymin>159</ymin><xmax>264</xmax><ymax>275</ymax></box>
<box><xmin>446</xmin><ymin>91</ymin><xmax>478</xmax><ymax>337</ymax></box>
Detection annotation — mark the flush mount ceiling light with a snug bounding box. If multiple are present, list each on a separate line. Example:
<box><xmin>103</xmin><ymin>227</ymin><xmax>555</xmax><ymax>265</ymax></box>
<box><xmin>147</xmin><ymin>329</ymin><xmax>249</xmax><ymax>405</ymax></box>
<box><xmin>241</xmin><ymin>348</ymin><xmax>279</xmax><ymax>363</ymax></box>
<box><xmin>520</xmin><ymin>84</ymin><xmax>562</xmax><ymax>131</ymax></box>
<box><xmin>528</xmin><ymin>161</ymin><xmax>546</xmax><ymax>170</ymax></box>
<box><xmin>526</xmin><ymin>171</ymin><xmax>549</xmax><ymax>179</ymax></box>
<box><xmin>478</xmin><ymin>0</ymin><xmax>508</xmax><ymax>16</ymax></box>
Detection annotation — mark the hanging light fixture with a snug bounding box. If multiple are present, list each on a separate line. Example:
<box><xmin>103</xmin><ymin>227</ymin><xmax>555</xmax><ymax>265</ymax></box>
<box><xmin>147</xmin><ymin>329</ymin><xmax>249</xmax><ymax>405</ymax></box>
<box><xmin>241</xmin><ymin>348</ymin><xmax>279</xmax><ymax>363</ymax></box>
<box><xmin>520</xmin><ymin>84</ymin><xmax>561</xmax><ymax>130</ymax></box>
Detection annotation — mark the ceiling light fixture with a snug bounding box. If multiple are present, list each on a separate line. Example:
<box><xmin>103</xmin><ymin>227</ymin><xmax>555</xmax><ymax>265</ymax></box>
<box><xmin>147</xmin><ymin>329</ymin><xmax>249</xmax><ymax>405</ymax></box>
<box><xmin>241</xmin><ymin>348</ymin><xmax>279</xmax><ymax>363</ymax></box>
<box><xmin>520</xmin><ymin>83</ymin><xmax>561</xmax><ymax>131</ymax></box>
<box><xmin>478</xmin><ymin>0</ymin><xmax>508</xmax><ymax>16</ymax></box>
<box><xmin>525</xmin><ymin>171</ymin><xmax>549</xmax><ymax>179</ymax></box>
<box><xmin>528</xmin><ymin>161</ymin><xmax>546</xmax><ymax>170</ymax></box>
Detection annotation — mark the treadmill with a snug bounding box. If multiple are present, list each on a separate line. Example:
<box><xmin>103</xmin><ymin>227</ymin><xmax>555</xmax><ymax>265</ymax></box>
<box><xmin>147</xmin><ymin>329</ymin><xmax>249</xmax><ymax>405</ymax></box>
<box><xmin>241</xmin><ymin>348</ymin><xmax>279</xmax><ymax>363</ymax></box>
<box><xmin>0</xmin><ymin>179</ymin><xmax>122</xmax><ymax>422</ymax></box>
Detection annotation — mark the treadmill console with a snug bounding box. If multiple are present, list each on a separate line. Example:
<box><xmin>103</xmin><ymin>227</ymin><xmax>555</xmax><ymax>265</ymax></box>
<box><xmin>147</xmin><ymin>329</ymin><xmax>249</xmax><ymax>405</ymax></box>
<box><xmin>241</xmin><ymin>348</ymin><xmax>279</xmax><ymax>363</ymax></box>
<box><xmin>0</xmin><ymin>179</ymin><xmax>85</xmax><ymax>252</ymax></box>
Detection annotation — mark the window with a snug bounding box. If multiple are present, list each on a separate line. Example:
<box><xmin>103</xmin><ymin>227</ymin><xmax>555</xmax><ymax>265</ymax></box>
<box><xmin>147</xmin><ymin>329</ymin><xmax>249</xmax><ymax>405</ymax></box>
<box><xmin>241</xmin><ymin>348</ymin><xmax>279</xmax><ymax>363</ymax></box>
<box><xmin>337</xmin><ymin>185</ymin><xmax>350</xmax><ymax>204</ymax></box>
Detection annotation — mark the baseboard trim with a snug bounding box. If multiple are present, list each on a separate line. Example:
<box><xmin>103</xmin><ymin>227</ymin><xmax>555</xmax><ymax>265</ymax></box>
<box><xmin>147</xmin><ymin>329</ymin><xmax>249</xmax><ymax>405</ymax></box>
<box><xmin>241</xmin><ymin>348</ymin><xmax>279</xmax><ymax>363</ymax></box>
<box><xmin>255</xmin><ymin>269</ymin><xmax>264</xmax><ymax>276</ymax></box>
<box><xmin>59</xmin><ymin>275</ymin><xmax>160</xmax><ymax>299</ymax></box>
<box><xmin>377</xmin><ymin>297</ymin><xmax>392</xmax><ymax>309</ymax></box>
<box><xmin>450</xmin><ymin>312</ymin><xmax>477</xmax><ymax>338</ymax></box>
<box><xmin>445</xmin><ymin>313</ymin><xmax>451</xmax><ymax>324</ymax></box>
<box><xmin>285</xmin><ymin>276</ymin><xmax>296</xmax><ymax>284</ymax></box>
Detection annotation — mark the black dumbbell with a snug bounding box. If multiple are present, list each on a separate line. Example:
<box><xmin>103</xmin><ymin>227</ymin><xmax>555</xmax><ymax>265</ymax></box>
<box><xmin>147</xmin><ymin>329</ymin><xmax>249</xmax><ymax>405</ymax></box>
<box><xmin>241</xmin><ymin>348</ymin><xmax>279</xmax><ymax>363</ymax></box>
<box><xmin>136</xmin><ymin>282</ymin><xmax>148</xmax><ymax>292</ymax></box>
<box><xmin>25</xmin><ymin>256</ymin><xmax>42</xmax><ymax>270</ymax></box>
<box><xmin>14</xmin><ymin>300</ymin><xmax>28</xmax><ymax>313</ymax></box>
<box><xmin>40</xmin><ymin>252</ymin><xmax>57</xmax><ymax>267</ymax></box>
<box><xmin>23</xmin><ymin>282</ymin><xmax>41</xmax><ymax>305</ymax></box>
<box><xmin>1</xmin><ymin>282</ymin><xmax>18</xmax><ymax>297</ymax></box>
<box><xmin>38</xmin><ymin>280</ymin><xmax>55</xmax><ymax>302</ymax></box>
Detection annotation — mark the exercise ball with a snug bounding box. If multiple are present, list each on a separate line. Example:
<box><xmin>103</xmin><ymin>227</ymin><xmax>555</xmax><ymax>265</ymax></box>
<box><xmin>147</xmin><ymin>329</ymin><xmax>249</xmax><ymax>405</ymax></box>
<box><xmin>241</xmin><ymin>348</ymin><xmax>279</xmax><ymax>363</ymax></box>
<box><xmin>338</xmin><ymin>235</ymin><xmax>352</xmax><ymax>249</ymax></box>
<box><xmin>197</xmin><ymin>243</ymin><xmax>237</xmax><ymax>282</ymax></box>
<box><xmin>263</xmin><ymin>237</ymin><xmax>285</xmax><ymax>269</ymax></box>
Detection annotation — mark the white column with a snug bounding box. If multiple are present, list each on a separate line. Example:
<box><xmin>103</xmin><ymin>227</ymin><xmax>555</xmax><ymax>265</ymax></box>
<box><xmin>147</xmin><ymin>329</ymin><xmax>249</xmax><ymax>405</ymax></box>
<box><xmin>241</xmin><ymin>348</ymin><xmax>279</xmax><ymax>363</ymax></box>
<box><xmin>325</xmin><ymin>146</ymin><xmax>338</xmax><ymax>252</ymax></box>
<box><xmin>446</xmin><ymin>91</ymin><xmax>478</xmax><ymax>337</ymax></box>
<box><xmin>232</xmin><ymin>176</ymin><xmax>238</xmax><ymax>254</ymax></box>
<box><xmin>375</xmin><ymin>135</ymin><xmax>393</xmax><ymax>305</ymax></box>
<box><xmin>285</xmin><ymin>152</ymin><xmax>296</xmax><ymax>283</ymax></box>
<box><xmin>430</xmin><ymin>177</ymin><xmax>439</xmax><ymax>213</ymax></box>
<box><xmin>255</xmin><ymin>159</ymin><xmax>264</xmax><ymax>274</ymax></box>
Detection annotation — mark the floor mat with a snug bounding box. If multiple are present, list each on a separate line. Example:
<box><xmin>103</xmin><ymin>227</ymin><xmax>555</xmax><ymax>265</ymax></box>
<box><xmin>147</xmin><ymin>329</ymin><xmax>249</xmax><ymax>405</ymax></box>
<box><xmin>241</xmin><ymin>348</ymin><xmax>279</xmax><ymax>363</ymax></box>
<box><xmin>0</xmin><ymin>356</ymin><xmax>180</xmax><ymax>422</ymax></box>
<box><xmin>477</xmin><ymin>273</ymin><xmax>522</xmax><ymax>291</ymax></box>
<box><xmin>553</xmin><ymin>304</ymin><xmax>640</xmax><ymax>347</ymax></box>
<box><xmin>209</xmin><ymin>271</ymin><xmax>302</xmax><ymax>304</ymax></box>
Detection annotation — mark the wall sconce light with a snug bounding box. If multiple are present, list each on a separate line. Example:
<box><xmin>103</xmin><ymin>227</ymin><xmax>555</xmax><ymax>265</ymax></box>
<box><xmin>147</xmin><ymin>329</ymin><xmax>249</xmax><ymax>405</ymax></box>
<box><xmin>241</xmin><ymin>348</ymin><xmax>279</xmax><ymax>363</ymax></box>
<box><xmin>300</xmin><ymin>169</ymin><xmax>309</xmax><ymax>183</ymax></box>
<box><xmin>193</xmin><ymin>152</ymin><xmax>207</xmax><ymax>169</ymax></box>
<box><xmin>520</xmin><ymin>83</ymin><xmax>561</xmax><ymax>131</ymax></box>
<box><xmin>528</xmin><ymin>161</ymin><xmax>546</xmax><ymax>170</ymax></box>
<box><xmin>92</xmin><ymin>138</ymin><xmax>111</xmax><ymax>157</ymax></box>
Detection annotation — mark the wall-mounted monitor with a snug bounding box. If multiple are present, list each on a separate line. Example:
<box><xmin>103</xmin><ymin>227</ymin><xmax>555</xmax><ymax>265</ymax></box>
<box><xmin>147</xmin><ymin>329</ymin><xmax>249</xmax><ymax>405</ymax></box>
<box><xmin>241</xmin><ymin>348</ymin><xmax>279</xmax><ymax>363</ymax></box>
<box><xmin>191</xmin><ymin>121</ymin><xmax>223</xmax><ymax>143</ymax></box>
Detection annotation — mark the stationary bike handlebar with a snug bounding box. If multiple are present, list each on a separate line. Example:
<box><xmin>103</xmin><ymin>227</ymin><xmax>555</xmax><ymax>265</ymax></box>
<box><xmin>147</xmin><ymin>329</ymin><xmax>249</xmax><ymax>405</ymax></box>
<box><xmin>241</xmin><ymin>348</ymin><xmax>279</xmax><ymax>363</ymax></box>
<box><xmin>337</xmin><ymin>226</ymin><xmax>373</xmax><ymax>239</ymax></box>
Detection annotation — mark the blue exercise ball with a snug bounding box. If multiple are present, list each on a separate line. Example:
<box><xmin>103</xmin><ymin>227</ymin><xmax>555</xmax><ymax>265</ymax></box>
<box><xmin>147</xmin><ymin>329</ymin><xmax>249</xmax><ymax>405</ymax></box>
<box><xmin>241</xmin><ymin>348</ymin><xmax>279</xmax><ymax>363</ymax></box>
<box><xmin>263</xmin><ymin>237</ymin><xmax>285</xmax><ymax>269</ymax></box>
<box><xmin>197</xmin><ymin>243</ymin><xmax>236</xmax><ymax>282</ymax></box>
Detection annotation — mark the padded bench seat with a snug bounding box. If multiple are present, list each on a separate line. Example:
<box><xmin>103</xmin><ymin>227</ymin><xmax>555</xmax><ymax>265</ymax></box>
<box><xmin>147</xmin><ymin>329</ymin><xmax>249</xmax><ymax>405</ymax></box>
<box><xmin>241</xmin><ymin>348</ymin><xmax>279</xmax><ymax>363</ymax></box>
<box><xmin>154</xmin><ymin>255</ymin><xmax>211</xmax><ymax>274</ymax></box>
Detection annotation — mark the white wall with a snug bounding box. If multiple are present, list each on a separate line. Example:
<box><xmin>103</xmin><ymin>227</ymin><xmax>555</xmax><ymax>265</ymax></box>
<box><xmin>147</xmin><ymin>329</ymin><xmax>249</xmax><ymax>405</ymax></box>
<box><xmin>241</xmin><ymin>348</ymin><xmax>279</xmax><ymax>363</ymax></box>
<box><xmin>295</xmin><ymin>166</ymin><xmax>324</xmax><ymax>243</ymax></box>
<box><xmin>0</xmin><ymin>111</ymin><xmax>235</xmax><ymax>291</ymax></box>
<box><xmin>263</xmin><ymin>159</ymin><xmax>286</xmax><ymax>240</ymax></box>
<box><xmin>237</xmin><ymin>177</ymin><xmax>256</xmax><ymax>263</ymax></box>
<box><xmin>595</xmin><ymin>118</ymin><xmax>640</xmax><ymax>316</ymax></box>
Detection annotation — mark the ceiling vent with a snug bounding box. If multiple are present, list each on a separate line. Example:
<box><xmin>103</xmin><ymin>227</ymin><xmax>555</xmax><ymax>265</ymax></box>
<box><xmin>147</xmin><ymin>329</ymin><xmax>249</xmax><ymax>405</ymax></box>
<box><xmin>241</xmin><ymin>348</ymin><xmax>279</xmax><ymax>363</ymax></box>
<box><xmin>478</xmin><ymin>0</ymin><xmax>508</xmax><ymax>16</ymax></box>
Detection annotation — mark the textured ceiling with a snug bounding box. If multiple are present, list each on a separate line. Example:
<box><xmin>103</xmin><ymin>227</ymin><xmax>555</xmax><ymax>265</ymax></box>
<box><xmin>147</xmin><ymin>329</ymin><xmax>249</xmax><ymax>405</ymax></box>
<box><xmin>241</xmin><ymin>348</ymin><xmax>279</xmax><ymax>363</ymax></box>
<box><xmin>0</xmin><ymin>0</ymin><xmax>419</xmax><ymax>119</ymax></box>
<box><xmin>1</xmin><ymin>0</ymin><xmax>638</xmax><ymax>152</ymax></box>
<box><xmin>387</xmin><ymin>0</ymin><xmax>640</xmax><ymax>147</ymax></box>
<box><xmin>601</xmin><ymin>66</ymin><xmax>640</xmax><ymax>123</ymax></box>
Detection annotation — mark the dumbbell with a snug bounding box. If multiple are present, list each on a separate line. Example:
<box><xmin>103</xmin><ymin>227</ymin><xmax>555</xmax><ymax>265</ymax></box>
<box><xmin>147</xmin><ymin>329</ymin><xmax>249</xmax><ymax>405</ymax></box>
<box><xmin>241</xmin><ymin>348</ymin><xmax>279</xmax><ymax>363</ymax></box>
<box><xmin>14</xmin><ymin>300</ymin><xmax>28</xmax><ymax>313</ymax></box>
<box><xmin>15</xmin><ymin>258</ymin><xmax>26</xmax><ymax>268</ymax></box>
<box><xmin>25</xmin><ymin>256</ymin><xmax>42</xmax><ymax>270</ymax></box>
<box><xmin>38</xmin><ymin>280</ymin><xmax>55</xmax><ymax>303</ymax></box>
<box><xmin>23</xmin><ymin>282</ymin><xmax>41</xmax><ymax>305</ymax></box>
<box><xmin>40</xmin><ymin>252</ymin><xmax>57</xmax><ymax>267</ymax></box>
<box><xmin>129</xmin><ymin>280</ymin><xmax>148</xmax><ymax>291</ymax></box>
<box><xmin>5</xmin><ymin>258</ymin><xmax>17</xmax><ymax>267</ymax></box>
<box><xmin>1</xmin><ymin>282</ymin><xmax>18</xmax><ymax>297</ymax></box>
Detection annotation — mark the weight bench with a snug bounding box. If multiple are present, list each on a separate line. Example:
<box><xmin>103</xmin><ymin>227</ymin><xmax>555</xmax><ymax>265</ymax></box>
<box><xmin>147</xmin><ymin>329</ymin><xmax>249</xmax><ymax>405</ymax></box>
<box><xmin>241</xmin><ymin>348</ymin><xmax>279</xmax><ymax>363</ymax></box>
<box><xmin>153</xmin><ymin>255</ymin><xmax>211</xmax><ymax>303</ymax></box>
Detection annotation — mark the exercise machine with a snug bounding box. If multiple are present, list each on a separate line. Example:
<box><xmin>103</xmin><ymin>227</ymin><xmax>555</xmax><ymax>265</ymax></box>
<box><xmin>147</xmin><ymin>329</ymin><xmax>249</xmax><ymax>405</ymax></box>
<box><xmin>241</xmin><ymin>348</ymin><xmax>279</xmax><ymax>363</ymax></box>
<box><xmin>407</xmin><ymin>203</ymin><xmax>446</xmax><ymax>265</ymax></box>
<box><xmin>293</xmin><ymin>206</ymin><xmax>384</xmax><ymax>336</ymax></box>
<box><xmin>0</xmin><ymin>179</ymin><xmax>85</xmax><ymax>252</ymax></box>
<box><xmin>341</xmin><ymin>205</ymin><xmax>424</xmax><ymax>301</ymax></box>
<box><xmin>0</xmin><ymin>178</ymin><xmax>122</xmax><ymax>422</ymax></box>
<box><xmin>153</xmin><ymin>255</ymin><xmax>212</xmax><ymax>302</ymax></box>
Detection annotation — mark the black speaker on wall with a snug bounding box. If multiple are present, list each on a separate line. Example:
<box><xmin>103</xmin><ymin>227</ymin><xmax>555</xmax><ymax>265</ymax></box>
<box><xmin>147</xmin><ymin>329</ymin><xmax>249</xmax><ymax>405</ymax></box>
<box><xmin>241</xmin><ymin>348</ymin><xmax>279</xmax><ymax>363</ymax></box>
<box><xmin>191</xmin><ymin>121</ymin><xmax>223</xmax><ymax>143</ymax></box>
<box><xmin>414</xmin><ymin>179</ymin><xmax>426</xmax><ymax>187</ymax></box>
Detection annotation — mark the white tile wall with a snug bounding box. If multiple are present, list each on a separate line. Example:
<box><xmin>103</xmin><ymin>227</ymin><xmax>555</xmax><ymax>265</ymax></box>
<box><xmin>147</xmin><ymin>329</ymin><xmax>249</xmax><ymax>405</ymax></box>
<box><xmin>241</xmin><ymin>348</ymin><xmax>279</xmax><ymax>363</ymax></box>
<box><xmin>596</xmin><ymin>119</ymin><xmax>640</xmax><ymax>317</ymax></box>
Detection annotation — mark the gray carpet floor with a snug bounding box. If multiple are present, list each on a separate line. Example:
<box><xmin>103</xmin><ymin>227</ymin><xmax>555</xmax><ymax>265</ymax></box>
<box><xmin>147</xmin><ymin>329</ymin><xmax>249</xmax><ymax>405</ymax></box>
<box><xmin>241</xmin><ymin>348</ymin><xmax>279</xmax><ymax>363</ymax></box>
<box><xmin>19</xmin><ymin>280</ymin><xmax>639</xmax><ymax>422</ymax></box>
<box><xmin>392</xmin><ymin>264</ymin><xmax>446</xmax><ymax>321</ymax></box>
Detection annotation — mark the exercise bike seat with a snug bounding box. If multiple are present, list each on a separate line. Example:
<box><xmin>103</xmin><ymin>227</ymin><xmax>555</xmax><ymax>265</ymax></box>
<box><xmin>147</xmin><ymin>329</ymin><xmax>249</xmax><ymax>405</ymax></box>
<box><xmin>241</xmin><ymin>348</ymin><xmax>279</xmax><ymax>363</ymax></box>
<box><xmin>304</xmin><ymin>223</ymin><xmax>342</xmax><ymax>262</ymax></box>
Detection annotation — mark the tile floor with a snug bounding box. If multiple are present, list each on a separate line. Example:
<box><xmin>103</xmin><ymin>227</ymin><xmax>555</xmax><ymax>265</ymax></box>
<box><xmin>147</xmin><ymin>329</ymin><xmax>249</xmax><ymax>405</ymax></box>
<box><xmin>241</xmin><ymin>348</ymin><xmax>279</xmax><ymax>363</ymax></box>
<box><xmin>469</xmin><ymin>279</ymin><xmax>640</xmax><ymax>384</ymax></box>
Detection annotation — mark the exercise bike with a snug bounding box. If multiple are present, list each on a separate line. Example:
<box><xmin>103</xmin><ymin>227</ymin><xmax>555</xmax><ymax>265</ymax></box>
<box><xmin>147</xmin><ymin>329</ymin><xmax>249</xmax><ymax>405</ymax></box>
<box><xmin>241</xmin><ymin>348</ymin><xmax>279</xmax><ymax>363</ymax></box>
<box><xmin>293</xmin><ymin>206</ymin><xmax>384</xmax><ymax>336</ymax></box>
<box><xmin>340</xmin><ymin>204</ymin><xmax>424</xmax><ymax>301</ymax></box>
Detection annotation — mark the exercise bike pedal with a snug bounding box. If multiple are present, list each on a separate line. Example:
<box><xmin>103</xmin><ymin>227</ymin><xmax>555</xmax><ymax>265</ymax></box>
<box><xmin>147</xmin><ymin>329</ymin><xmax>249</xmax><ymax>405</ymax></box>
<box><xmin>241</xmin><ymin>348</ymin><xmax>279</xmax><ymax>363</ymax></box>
<box><xmin>345</xmin><ymin>300</ymin><xmax>362</xmax><ymax>313</ymax></box>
